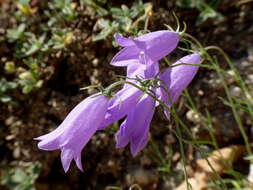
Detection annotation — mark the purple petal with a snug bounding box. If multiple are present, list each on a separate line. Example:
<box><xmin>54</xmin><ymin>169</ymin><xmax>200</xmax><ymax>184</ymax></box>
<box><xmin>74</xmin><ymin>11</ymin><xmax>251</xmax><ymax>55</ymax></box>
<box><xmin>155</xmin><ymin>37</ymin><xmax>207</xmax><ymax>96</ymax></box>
<box><xmin>61</xmin><ymin>148</ymin><xmax>74</xmax><ymax>173</ymax></box>
<box><xmin>131</xmin><ymin>38</ymin><xmax>147</xmax><ymax>50</ymax></box>
<box><xmin>144</xmin><ymin>61</ymin><xmax>159</xmax><ymax>78</ymax></box>
<box><xmin>114</xmin><ymin>33</ymin><xmax>146</xmax><ymax>49</ymax></box>
<box><xmin>115</xmin><ymin>34</ymin><xmax>135</xmax><ymax>47</ymax></box>
<box><xmin>136</xmin><ymin>31</ymin><xmax>180</xmax><ymax>61</ymax></box>
<box><xmin>110</xmin><ymin>46</ymin><xmax>140</xmax><ymax>67</ymax></box>
<box><xmin>74</xmin><ymin>153</ymin><xmax>83</xmax><ymax>171</ymax></box>
<box><xmin>114</xmin><ymin>120</ymin><xmax>128</xmax><ymax>147</ymax></box>
<box><xmin>115</xmin><ymin>94</ymin><xmax>155</xmax><ymax>156</ymax></box>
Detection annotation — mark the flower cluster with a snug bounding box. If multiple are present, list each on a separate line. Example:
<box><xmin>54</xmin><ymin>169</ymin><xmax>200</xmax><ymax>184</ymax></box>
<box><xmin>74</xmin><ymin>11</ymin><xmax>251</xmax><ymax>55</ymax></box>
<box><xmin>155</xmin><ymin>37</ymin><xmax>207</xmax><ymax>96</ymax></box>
<box><xmin>35</xmin><ymin>30</ymin><xmax>201</xmax><ymax>172</ymax></box>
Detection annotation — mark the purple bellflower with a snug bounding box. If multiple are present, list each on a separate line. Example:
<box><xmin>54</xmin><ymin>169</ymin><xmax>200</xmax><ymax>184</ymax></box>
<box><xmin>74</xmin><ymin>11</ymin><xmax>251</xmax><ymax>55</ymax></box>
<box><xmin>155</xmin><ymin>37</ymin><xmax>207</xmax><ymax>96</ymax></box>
<box><xmin>111</xmin><ymin>30</ymin><xmax>180</xmax><ymax>78</ymax></box>
<box><xmin>158</xmin><ymin>53</ymin><xmax>201</xmax><ymax>118</ymax></box>
<box><xmin>35</xmin><ymin>95</ymin><xmax>109</xmax><ymax>172</ymax></box>
<box><xmin>115</xmin><ymin>94</ymin><xmax>156</xmax><ymax>156</ymax></box>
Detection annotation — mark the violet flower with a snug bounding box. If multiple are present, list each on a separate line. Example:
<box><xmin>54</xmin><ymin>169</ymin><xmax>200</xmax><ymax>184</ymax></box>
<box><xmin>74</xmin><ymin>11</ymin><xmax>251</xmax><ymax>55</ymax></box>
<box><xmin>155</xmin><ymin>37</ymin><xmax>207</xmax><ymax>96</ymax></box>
<box><xmin>115</xmin><ymin>94</ymin><xmax>155</xmax><ymax>156</ymax></box>
<box><xmin>111</xmin><ymin>30</ymin><xmax>179</xmax><ymax>78</ymax></box>
<box><xmin>158</xmin><ymin>53</ymin><xmax>201</xmax><ymax>118</ymax></box>
<box><xmin>35</xmin><ymin>94</ymin><xmax>109</xmax><ymax>172</ymax></box>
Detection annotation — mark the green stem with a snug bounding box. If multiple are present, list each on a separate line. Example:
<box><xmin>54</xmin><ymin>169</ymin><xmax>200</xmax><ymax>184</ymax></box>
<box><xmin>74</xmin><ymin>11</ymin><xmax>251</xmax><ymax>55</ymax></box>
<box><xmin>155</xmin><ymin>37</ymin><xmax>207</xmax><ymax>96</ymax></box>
<box><xmin>184</xmin><ymin>33</ymin><xmax>252</xmax><ymax>156</ymax></box>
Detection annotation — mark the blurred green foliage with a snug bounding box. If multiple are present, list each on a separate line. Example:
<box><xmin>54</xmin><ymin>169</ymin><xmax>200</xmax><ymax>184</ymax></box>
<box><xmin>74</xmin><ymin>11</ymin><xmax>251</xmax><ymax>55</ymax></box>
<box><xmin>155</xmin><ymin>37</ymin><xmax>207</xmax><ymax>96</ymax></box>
<box><xmin>82</xmin><ymin>0</ymin><xmax>109</xmax><ymax>16</ymax></box>
<box><xmin>18</xmin><ymin>58</ymin><xmax>44</xmax><ymax>94</ymax></box>
<box><xmin>176</xmin><ymin>0</ymin><xmax>224</xmax><ymax>24</ymax></box>
<box><xmin>2</xmin><ymin>0</ymin><xmax>152</xmax><ymax>104</ymax></box>
<box><xmin>46</xmin><ymin>0</ymin><xmax>77</xmax><ymax>25</ymax></box>
<box><xmin>1</xmin><ymin>1</ymin><xmax>253</xmax><ymax>189</ymax></box>
<box><xmin>88</xmin><ymin>0</ymin><xmax>152</xmax><ymax>41</ymax></box>
<box><xmin>0</xmin><ymin>78</ymin><xmax>18</xmax><ymax>104</ymax></box>
<box><xmin>1</xmin><ymin>162</ymin><xmax>41</xmax><ymax>190</ymax></box>
<box><xmin>2</xmin><ymin>0</ymin><xmax>76</xmax><ymax>101</ymax></box>
<box><xmin>1</xmin><ymin>0</ymin><xmax>225</xmax><ymax>105</ymax></box>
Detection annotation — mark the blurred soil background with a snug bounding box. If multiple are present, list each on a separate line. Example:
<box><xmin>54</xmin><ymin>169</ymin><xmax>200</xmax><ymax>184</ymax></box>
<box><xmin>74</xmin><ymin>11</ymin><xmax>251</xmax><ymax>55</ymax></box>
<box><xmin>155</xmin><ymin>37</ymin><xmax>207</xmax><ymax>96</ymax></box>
<box><xmin>0</xmin><ymin>0</ymin><xmax>253</xmax><ymax>189</ymax></box>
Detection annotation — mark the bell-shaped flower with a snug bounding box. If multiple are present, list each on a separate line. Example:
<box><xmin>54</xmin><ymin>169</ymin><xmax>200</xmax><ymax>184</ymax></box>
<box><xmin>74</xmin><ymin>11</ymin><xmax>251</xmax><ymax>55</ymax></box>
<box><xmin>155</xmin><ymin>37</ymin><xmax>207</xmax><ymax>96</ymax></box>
<box><xmin>158</xmin><ymin>53</ymin><xmax>201</xmax><ymax>118</ymax></box>
<box><xmin>98</xmin><ymin>85</ymin><xmax>156</xmax><ymax>156</ymax></box>
<box><xmin>110</xmin><ymin>30</ymin><xmax>180</xmax><ymax>69</ymax></box>
<box><xmin>115</xmin><ymin>94</ymin><xmax>155</xmax><ymax>156</ymax></box>
<box><xmin>34</xmin><ymin>94</ymin><xmax>109</xmax><ymax>172</ymax></box>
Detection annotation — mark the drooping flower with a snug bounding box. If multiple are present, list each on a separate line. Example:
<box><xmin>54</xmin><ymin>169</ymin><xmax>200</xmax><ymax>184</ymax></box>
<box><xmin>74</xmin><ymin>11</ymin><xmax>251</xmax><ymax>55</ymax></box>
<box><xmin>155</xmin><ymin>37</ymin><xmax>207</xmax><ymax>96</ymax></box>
<box><xmin>158</xmin><ymin>53</ymin><xmax>201</xmax><ymax>118</ymax></box>
<box><xmin>115</xmin><ymin>94</ymin><xmax>155</xmax><ymax>156</ymax></box>
<box><xmin>111</xmin><ymin>30</ymin><xmax>180</xmax><ymax>77</ymax></box>
<box><xmin>35</xmin><ymin>94</ymin><xmax>109</xmax><ymax>172</ymax></box>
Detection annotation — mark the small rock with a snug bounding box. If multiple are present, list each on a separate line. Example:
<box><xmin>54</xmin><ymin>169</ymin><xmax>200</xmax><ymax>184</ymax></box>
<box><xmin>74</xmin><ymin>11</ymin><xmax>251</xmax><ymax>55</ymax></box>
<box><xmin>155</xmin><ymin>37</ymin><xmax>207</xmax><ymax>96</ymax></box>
<box><xmin>92</xmin><ymin>58</ymin><xmax>99</xmax><ymax>66</ymax></box>
<box><xmin>107</xmin><ymin>160</ymin><xmax>115</xmax><ymax>167</ymax></box>
<box><xmin>165</xmin><ymin>134</ymin><xmax>176</xmax><ymax>144</ymax></box>
<box><xmin>172</xmin><ymin>152</ymin><xmax>180</xmax><ymax>162</ymax></box>
<box><xmin>247</xmin><ymin>74</ymin><xmax>253</xmax><ymax>84</ymax></box>
<box><xmin>230</xmin><ymin>86</ymin><xmax>242</xmax><ymax>97</ymax></box>
<box><xmin>186</xmin><ymin>110</ymin><xmax>202</xmax><ymax>123</ymax></box>
<box><xmin>226</xmin><ymin>70</ymin><xmax>236</xmax><ymax>84</ymax></box>
<box><xmin>197</xmin><ymin>90</ymin><xmax>204</xmax><ymax>96</ymax></box>
<box><xmin>5</xmin><ymin>116</ymin><xmax>16</xmax><ymax>126</ymax></box>
<box><xmin>5</xmin><ymin>134</ymin><xmax>15</xmax><ymax>140</ymax></box>
<box><xmin>248</xmin><ymin>48</ymin><xmax>253</xmax><ymax>62</ymax></box>
<box><xmin>13</xmin><ymin>147</ymin><xmax>21</xmax><ymax>159</ymax></box>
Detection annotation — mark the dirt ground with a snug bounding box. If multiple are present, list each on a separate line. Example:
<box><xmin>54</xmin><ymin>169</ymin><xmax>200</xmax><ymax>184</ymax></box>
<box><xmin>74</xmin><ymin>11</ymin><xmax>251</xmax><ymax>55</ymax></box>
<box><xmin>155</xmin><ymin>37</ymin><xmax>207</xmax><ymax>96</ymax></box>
<box><xmin>0</xmin><ymin>0</ymin><xmax>253</xmax><ymax>189</ymax></box>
